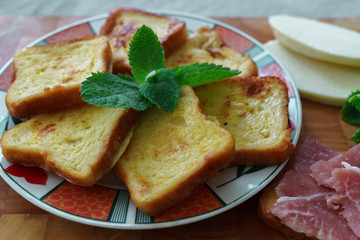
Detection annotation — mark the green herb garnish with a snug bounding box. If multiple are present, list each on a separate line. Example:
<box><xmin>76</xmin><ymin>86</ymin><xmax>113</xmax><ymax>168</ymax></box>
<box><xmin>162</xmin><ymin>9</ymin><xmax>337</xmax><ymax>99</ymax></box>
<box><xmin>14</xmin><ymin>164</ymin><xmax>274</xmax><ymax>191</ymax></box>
<box><xmin>341</xmin><ymin>90</ymin><xmax>360</xmax><ymax>124</ymax></box>
<box><xmin>341</xmin><ymin>90</ymin><xmax>360</xmax><ymax>142</ymax></box>
<box><xmin>80</xmin><ymin>25</ymin><xmax>240</xmax><ymax>112</ymax></box>
<box><xmin>349</xmin><ymin>128</ymin><xmax>360</xmax><ymax>143</ymax></box>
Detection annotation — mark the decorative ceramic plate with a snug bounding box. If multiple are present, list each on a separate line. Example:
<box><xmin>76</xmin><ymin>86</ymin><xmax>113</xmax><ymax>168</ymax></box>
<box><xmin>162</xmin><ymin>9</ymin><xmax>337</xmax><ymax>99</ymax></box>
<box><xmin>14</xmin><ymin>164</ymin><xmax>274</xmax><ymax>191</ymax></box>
<box><xmin>0</xmin><ymin>10</ymin><xmax>302</xmax><ymax>229</ymax></box>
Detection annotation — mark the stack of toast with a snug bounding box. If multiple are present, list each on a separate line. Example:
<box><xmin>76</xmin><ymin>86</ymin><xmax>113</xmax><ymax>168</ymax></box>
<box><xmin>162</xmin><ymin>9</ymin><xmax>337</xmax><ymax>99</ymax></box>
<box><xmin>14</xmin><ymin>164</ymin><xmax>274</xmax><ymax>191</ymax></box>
<box><xmin>0</xmin><ymin>8</ymin><xmax>293</xmax><ymax>216</ymax></box>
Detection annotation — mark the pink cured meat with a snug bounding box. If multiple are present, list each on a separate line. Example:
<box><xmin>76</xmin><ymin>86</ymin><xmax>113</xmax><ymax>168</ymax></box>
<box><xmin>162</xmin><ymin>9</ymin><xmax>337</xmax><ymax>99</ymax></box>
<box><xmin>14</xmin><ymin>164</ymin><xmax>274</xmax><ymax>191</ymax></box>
<box><xmin>310</xmin><ymin>142</ymin><xmax>360</xmax><ymax>237</ymax></box>
<box><xmin>271</xmin><ymin>136</ymin><xmax>359</xmax><ymax>239</ymax></box>
<box><xmin>325</xmin><ymin>166</ymin><xmax>360</xmax><ymax>238</ymax></box>
<box><xmin>271</xmin><ymin>194</ymin><xmax>358</xmax><ymax>240</ymax></box>
<box><xmin>276</xmin><ymin>136</ymin><xmax>339</xmax><ymax>197</ymax></box>
<box><xmin>311</xmin><ymin>143</ymin><xmax>360</xmax><ymax>188</ymax></box>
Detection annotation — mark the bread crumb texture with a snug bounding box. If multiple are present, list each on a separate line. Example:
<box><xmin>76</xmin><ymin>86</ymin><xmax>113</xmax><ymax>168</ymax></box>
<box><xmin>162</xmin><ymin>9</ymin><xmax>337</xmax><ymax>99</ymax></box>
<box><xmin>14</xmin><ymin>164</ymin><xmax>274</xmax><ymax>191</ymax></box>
<box><xmin>166</xmin><ymin>27</ymin><xmax>257</xmax><ymax>77</ymax></box>
<box><xmin>1</xmin><ymin>105</ymin><xmax>128</xmax><ymax>182</ymax></box>
<box><xmin>9</xmin><ymin>37</ymin><xmax>108</xmax><ymax>100</ymax></box>
<box><xmin>195</xmin><ymin>76</ymin><xmax>291</xmax><ymax>153</ymax></box>
<box><xmin>117</xmin><ymin>85</ymin><xmax>234</xmax><ymax>213</ymax></box>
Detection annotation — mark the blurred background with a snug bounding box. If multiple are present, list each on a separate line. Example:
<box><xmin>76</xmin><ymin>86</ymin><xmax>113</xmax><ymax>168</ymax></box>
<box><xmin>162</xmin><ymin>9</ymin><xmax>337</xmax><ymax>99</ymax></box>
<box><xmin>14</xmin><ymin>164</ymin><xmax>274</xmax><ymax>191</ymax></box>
<box><xmin>1</xmin><ymin>0</ymin><xmax>360</xmax><ymax>17</ymax></box>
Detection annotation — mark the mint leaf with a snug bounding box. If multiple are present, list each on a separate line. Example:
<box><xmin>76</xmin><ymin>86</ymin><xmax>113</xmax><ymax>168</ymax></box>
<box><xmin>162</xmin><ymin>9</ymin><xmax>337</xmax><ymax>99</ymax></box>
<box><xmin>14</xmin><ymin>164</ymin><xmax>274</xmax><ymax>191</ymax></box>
<box><xmin>341</xmin><ymin>90</ymin><xmax>360</xmax><ymax>124</ymax></box>
<box><xmin>350</xmin><ymin>128</ymin><xmax>360</xmax><ymax>143</ymax></box>
<box><xmin>80</xmin><ymin>72</ymin><xmax>151</xmax><ymax>111</ymax></box>
<box><xmin>81</xmin><ymin>27</ymin><xmax>243</xmax><ymax>113</ymax></box>
<box><xmin>128</xmin><ymin>25</ymin><xmax>165</xmax><ymax>84</ymax></box>
<box><xmin>139</xmin><ymin>69</ymin><xmax>179</xmax><ymax>112</ymax></box>
<box><xmin>348</xmin><ymin>91</ymin><xmax>360</xmax><ymax>112</ymax></box>
<box><xmin>171</xmin><ymin>63</ymin><xmax>240</xmax><ymax>87</ymax></box>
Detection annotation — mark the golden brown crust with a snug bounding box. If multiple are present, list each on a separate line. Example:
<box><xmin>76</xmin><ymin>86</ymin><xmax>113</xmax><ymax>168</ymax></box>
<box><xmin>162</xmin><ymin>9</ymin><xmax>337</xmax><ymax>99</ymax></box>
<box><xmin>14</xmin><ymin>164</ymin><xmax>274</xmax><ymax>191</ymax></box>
<box><xmin>241</xmin><ymin>55</ymin><xmax>259</xmax><ymax>77</ymax></box>
<box><xmin>1</xmin><ymin>105</ymin><xmax>140</xmax><ymax>186</ymax></box>
<box><xmin>161</xmin><ymin>24</ymin><xmax>188</xmax><ymax>58</ymax></box>
<box><xmin>0</xmin><ymin>135</ymin><xmax>48</xmax><ymax>168</ymax></box>
<box><xmin>112</xmin><ymin>59</ymin><xmax>132</xmax><ymax>75</ymax></box>
<box><xmin>6</xmin><ymin>37</ymin><xmax>112</xmax><ymax>118</ymax></box>
<box><xmin>195</xmin><ymin>76</ymin><xmax>294</xmax><ymax>166</ymax></box>
<box><xmin>165</xmin><ymin>26</ymin><xmax>258</xmax><ymax>78</ymax></box>
<box><xmin>99</xmin><ymin>7</ymin><xmax>187</xmax><ymax>74</ymax></box>
<box><xmin>121</xmin><ymin>140</ymin><xmax>234</xmax><ymax>216</ymax></box>
<box><xmin>116</xmin><ymin>86</ymin><xmax>235</xmax><ymax>216</ymax></box>
<box><xmin>234</xmin><ymin>76</ymin><xmax>294</xmax><ymax>166</ymax></box>
<box><xmin>6</xmin><ymin>85</ymin><xmax>84</xmax><ymax>119</ymax></box>
<box><xmin>143</xmin><ymin>100</ymin><xmax>235</xmax><ymax>216</ymax></box>
<box><xmin>79</xmin><ymin>108</ymin><xmax>140</xmax><ymax>186</ymax></box>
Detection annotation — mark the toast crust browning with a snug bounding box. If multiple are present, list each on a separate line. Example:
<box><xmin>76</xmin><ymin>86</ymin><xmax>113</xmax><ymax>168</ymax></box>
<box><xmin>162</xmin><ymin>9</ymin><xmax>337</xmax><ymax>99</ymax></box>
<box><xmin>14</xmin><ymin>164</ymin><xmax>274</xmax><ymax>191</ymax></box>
<box><xmin>120</xmin><ymin>136</ymin><xmax>235</xmax><ymax>216</ymax></box>
<box><xmin>6</xmin><ymin>37</ymin><xmax>112</xmax><ymax>118</ymax></box>
<box><xmin>195</xmin><ymin>76</ymin><xmax>294</xmax><ymax>166</ymax></box>
<box><xmin>100</xmin><ymin>7</ymin><xmax>188</xmax><ymax>74</ymax></box>
<box><xmin>231</xmin><ymin>77</ymin><xmax>293</xmax><ymax>165</ymax></box>
<box><xmin>166</xmin><ymin>27</ymin><xmax>258</xmax><ymax>78</ymax></box>
<box><xmin>116</xmin><ymin>85</ymin><xmax>235</xmax><ymax>216</ymax></box>
<box><xmin>1</xmin><ymin>105</ymin><xmax>140</xmax><ymax>186</ymax></box>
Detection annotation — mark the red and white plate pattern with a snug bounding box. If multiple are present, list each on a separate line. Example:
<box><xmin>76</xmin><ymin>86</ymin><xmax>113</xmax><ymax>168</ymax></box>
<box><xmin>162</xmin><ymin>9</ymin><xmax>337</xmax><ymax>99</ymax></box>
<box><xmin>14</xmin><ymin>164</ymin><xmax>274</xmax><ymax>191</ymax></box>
<box><xmin>0</xmin><ymin>10</ymin><xmax>302</xmax><ymax>229</ymax></box>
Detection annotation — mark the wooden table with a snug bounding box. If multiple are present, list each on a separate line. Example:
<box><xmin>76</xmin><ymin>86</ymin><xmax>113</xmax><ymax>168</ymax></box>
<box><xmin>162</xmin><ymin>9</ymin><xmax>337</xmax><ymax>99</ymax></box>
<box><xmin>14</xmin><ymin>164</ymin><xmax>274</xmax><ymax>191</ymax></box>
<box><xmin>0</xmin><ymin>15</ymin><xmax>359</xmax><ymax>240</ymax></box>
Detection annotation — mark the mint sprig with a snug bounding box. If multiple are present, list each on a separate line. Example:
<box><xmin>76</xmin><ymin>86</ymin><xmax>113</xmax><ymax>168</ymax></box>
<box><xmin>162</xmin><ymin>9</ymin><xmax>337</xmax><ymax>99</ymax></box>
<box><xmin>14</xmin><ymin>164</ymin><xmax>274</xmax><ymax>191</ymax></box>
<box><xmin>80</xmin><ymin>25</ymin><xmax>241</xmax><ymax>112</ymax></box>
<box><xmin>139</xmin><ymin>68</ymin><xmax>179</xmax><ymax>112</ymax></box>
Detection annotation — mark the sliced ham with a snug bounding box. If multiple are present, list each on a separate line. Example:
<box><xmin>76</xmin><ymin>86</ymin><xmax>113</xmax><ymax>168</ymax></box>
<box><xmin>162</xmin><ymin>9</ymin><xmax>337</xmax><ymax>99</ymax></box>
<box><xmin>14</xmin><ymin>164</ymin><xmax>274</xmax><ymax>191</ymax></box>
<box><xmin>270</xmin><ymin>136</ymin><xmax>359</xmax><ymax>239</ymax></box>
<box><xmin>324</xmin><ymin>163</ymin><xmax>360</xmax><ymax>238</ymax></box>
<box><xmin>310</xmin><ymin>143</ymin><xmax>360</xmax><ymax>188</ymax></box>
<box><xmin>310</xmin><ymin>143</ymin><xmax>360</xmax><ymax>238</ymax></box>
<box><xmin>272</xmin><ymin>194</ymin><xmax>358</xmax><ymax>240</ymax></box>
<box><xmin>276</xmin><ymin>136</ymin><xmax>338</xmax><ymax>197</ymax></box>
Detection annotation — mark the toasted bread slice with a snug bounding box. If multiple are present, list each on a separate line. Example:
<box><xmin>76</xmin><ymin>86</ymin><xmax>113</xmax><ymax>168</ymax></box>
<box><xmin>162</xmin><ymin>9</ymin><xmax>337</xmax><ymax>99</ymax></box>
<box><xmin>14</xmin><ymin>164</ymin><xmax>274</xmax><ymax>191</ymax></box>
<box><xmin>115</xmin><ymin>85</ymin><xmax>235</xmax><ymax>216</ymax></box>
<box><xmin>99</xmin><ymin>7</ymin><xmax>188</xmax><ymax>74</ymax></box>
<box><xmin>194</xmin><ymin>76</ymin><xmax>293</xmax><ymax>166</ymax></box>
<box><xmin>165</xmin><ymin>26</ymin><xmax>258</xmax><ymax>77</ymax></box>
<box><xmin>0</xmin><ymin>104</ymin><xmax>139</xmax><ymax>186</ymax></box>
<box><xmin>5</xmin><ymin>36</ymin><xmax>112</xmax><ymax>118</ymax></box>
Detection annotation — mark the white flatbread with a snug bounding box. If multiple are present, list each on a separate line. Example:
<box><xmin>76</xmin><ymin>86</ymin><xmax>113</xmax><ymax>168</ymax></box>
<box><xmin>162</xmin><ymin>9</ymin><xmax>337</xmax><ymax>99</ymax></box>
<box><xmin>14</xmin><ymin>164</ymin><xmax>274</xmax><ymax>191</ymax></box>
<box><xmin>265</xmin><ymin>40</ymin><xmax>360</xmax><ymax>106</ymax></box>
<box><xmin>269</xmin><ymin>15</ymin><xmax>360</xmax><ymax>67</ymax></box>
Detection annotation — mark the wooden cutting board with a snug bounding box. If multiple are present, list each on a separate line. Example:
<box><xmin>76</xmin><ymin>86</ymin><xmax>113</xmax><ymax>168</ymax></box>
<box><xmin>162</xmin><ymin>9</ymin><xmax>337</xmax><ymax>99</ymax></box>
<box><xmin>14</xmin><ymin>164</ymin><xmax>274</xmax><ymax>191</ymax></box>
<box><xmin>0</xmin><ymin>16</ymin><xmax>359</xmax><ymax>240</ymax></box>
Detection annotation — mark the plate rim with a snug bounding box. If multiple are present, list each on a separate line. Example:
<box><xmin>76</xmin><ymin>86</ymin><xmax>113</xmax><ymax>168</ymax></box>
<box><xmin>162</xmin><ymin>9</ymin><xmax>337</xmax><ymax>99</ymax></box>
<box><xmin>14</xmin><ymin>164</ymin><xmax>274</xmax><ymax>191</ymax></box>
<box><xmin>0</xmin><ymin>10</ymin><xmax>302</xmax><ymax>229</ymax></box>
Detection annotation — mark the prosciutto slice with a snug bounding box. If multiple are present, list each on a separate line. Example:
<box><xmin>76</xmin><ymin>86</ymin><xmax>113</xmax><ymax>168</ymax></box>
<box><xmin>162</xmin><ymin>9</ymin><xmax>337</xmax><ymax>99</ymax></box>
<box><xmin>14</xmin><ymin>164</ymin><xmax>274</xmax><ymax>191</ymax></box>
<box><xmin>272</xmin><ymin>194</ymin><xmax>358</xmax><ymax>240</ymax></box>
<box><xmin>310</xmin><ymin>143</ymin><xmax>360</xmax><ymax>238</ymax></box>
<box><xmin>310</xmin><ymin>144</ymin><xmax>360</xmax><ymax>188</ymax></box>
<box><xmin>324</xmin><ymin>163</ymin><xmax>360</xmax><ymax>237</ymax></box>
<box><xmin>270</xmin><ymin>136</ymin><xmax>358</xmax><ymax>239</ymax></box>
<box><xmin>276</xmin><ymin>136</ymin><xmax>339</xmax><ymax>197</ymax></box>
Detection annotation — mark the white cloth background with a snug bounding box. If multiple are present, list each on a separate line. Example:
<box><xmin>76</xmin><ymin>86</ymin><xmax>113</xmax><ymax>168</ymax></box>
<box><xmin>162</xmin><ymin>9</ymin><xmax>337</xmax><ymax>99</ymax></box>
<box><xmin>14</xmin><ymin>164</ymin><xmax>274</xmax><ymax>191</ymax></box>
<box><xmin>1</xmin><ymin>0</ymin><xmax>359</xmax><ymax>17</ymax></box>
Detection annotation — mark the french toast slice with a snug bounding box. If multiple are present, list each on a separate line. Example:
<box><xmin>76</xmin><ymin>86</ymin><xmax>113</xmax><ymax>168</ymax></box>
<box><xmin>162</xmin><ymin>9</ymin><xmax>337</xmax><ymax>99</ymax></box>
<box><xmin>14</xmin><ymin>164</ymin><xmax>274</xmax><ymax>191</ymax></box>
<box><xmin>99</xmin><ymin>7</ymin><xmax>188</xmax><ymax>74</ymax></box>
<box><xmin>5</xmin><ymin>36</ymin><xmax>112</xmax><ymax>118</ymax></box>
<box><xmin>0</xmin><ymin>104</ymin><xmax>139</xmax><ymax>186</ymax></box>
<box><xmin>194</xmin><ymin>76</ymin><xmax>293</xmax><ymax>166</ymax></box>
<box><xmin>165</xmin><ymin>26</ymin><xmax>258</xmax><ymax>77</ymax></box>
<box><xmin>115</xmin><ymin>85</ymin><xmax>235</xmax><ymax>216</ymax></box>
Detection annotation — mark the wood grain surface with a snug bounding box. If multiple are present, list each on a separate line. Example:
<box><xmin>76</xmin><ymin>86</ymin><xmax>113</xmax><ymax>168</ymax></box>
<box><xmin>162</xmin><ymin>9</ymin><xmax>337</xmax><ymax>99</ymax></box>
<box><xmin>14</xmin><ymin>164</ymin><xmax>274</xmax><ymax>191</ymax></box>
<box><xmin>0</xmin><ymin>15</ymin><xmax>359</xmax><ymax>240</ymax></box>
